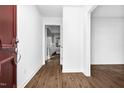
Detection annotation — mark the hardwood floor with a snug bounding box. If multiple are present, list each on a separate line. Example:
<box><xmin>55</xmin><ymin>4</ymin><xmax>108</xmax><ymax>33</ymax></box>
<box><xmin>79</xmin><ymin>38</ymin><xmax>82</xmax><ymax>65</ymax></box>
<box><xmin>25</xmin><ymin>56</ymin><xmax>124</xmax><ymax>88</ymax></box>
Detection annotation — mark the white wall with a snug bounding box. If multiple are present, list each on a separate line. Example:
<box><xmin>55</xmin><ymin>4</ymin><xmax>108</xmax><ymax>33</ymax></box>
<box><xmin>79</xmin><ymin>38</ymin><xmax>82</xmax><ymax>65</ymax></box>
<box><xmin>63</xmin><ymin>7</ymin><xmax>82</xmax><ymax>72</ymax></box>
<box><xmin>42</xmin><ymin>17</ymin><xmax>62</xmax><ymax>64</ymax></box>
<box><xmin>91</xmin><ymin>18</ymin><xmax>124</xmax><ymax>64</ymax></box>
<box><xmin>17</xmin><ymin>5</ymin><xmax>43</xmax><ymax>87</ymax></box>
<box><xmin>62</xmin><ymin>6</ymin><xmax>93</xmax><ymax>76</ymax></box>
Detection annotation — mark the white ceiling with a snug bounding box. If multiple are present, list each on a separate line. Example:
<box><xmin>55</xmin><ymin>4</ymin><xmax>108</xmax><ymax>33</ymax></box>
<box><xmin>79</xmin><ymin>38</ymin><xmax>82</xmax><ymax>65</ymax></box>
<box><xmin>37</xmin><ymin>5</ymin><xmax>124</xmax><ymax>18</ymax></box>
<box><xmin>92</xmin><ymin>5</ymin><xmax>124</xmax><ymax>18</ymax></box>
<box><xmin>37</xmin><ymin>5</ymin><xmax>63</xmax><ymax>17</ymax></box>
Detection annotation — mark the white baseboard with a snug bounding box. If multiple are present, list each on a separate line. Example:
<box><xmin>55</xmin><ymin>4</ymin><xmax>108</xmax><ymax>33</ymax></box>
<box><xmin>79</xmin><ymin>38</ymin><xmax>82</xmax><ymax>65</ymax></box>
<box><xmin>91</xmin><ymin>63</ymin><xmax>124</xmax><ymax>65</ymax></box>
<box><xmin>83</xmin><ymin>71</ymin><xmax>91</xmax><ymax>77</ymax></box>
<box><xmin>17</xmin><ymin>63</ymin><xmax>43</xmax><ymax>88</ymax></box>
<box><xmin>62</xmin><ymin>68</ymin><xmax>81</xmax><ymax>73</ymax></box>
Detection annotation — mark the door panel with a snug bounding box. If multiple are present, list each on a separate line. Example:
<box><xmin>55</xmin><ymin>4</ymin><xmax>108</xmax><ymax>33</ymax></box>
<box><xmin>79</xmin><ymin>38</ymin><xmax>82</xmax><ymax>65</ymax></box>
<box><xmin>0</xmin><ymin>60</ymin><xmax>14</xmax><ymax>88</ymax></box>
<box><xmin>0</xmin><ymin>5</ymin><xmax>16</xmax><ymax>48</ymax></box>
<box><xmin>0</xmin><ymin>5</ymin><xmax>17</xmax><ymax>88</ymax></box>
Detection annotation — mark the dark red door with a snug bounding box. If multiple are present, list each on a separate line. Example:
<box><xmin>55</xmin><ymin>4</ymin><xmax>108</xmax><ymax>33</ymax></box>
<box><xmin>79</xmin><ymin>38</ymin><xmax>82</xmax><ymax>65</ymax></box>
<box><xmin>0</xmin><ymin>5</ymin><xmax>17</xmax><ymax>88</ymax></box>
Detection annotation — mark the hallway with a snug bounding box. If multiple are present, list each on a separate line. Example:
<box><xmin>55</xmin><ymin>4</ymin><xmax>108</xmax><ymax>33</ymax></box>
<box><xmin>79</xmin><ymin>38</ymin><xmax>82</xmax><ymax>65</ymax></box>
<box><xmin>25</xmin><ymin>55</ymin><xmax>90</xmax><ymax>88</ymax></box>
<box><xmin>25</xmin><ymin>55</ymin><xmax>124</xmax><ymax>88</ymax></box>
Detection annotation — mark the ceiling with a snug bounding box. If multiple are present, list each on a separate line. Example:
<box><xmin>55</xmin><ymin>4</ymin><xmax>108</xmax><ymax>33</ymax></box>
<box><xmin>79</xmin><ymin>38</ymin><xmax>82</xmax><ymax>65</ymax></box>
<box><xmin>92</xmin><ymin>5</ymin><xmax>124</xmax><ymax>18</ymax></box>
<box><xmin>36</xmin><ymin>5</ymin><xmax>124</xmax><ymax>18</ymax></box>
<box><xmin>37</xmin><ymin>5</ymin><xmax>63</xmax><ymax>17</ymax></box>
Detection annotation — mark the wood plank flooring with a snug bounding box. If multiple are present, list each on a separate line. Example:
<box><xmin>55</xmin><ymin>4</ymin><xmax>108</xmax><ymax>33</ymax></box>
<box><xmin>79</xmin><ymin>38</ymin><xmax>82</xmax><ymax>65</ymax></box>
<box><xmin>25</xmin><ymin>56</ymin><xmax>124</xmax><ymax>88</ymax></box>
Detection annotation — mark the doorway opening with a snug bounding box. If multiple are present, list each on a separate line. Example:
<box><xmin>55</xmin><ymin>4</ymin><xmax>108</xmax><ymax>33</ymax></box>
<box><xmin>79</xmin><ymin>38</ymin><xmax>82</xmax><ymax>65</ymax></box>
<box><xmin>90</xmin><ymin>5</ymin><xmax>124</xmax><ymax>78</ymax></box>
<box><xmin>45</xmin><ymin>25</ymin><xmax>61</xmax><ymax>66</ymax></box>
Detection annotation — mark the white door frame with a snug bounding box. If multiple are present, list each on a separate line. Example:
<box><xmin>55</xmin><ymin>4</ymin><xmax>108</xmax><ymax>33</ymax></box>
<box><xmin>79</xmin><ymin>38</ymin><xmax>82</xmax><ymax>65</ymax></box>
<box><xmin>89</xmin><ymin>5</ymin><xmax>98</xmax><ymax>76</ymax></box>
<box><xmin>82</xmin><ymin>5</ymin><xmax>98</xmax><ymax>76</ymax></box>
